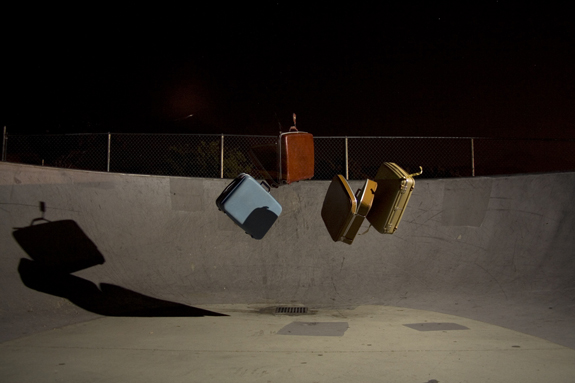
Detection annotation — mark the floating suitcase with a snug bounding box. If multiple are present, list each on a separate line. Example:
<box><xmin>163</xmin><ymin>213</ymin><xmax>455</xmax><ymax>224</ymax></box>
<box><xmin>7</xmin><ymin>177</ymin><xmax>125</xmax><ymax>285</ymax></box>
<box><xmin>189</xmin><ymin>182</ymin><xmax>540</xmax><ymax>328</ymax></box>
<box><xmin>249</xmin><ymin>113</ymin><xmax>314</xmax><ymax>187</ymax></box>
<box><xmin>367</xmin><ymin>162</ymin><xmax>422</xmax><ymax>234</ymax></box>
<box><xmin>216</xmin><ymin>173</ymin><xmax>282</xmax><ymax>239</ymax></box>
<box><xmin>321</xmin><ymin>175</ymin><xmax>377</xmax><ymax>245</ymax></box>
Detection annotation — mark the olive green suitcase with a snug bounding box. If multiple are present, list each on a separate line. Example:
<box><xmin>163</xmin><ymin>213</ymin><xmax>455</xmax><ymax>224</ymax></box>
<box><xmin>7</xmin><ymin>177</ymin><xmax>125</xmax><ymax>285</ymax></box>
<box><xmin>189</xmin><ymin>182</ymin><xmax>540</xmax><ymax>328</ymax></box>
<box><xmin>367</xmin><ymin>162</ymin><xmax>422</xmax><ymax>234</ymax></box>
<box><xmin>321</xmin><ymin>175</ymin><xmax>378</xmax><ymax>245</ymax></box>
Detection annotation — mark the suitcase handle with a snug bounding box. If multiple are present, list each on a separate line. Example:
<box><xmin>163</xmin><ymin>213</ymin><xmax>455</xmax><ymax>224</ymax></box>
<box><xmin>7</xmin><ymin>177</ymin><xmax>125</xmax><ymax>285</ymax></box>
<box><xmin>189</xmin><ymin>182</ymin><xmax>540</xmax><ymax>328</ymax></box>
<box><xmin>289</xmin><ymin>112</ymin><xmax>297</xmax><ymax>131</ymax></box>
<box><xmin>260</xmin><ymin>181</ymin><xmax>271</xmax><ymax>192</ymax></box>
<box><xmin>409</xmin><ymin>166</ymin><xmax>423</xmax><ymax>177</ymax></box>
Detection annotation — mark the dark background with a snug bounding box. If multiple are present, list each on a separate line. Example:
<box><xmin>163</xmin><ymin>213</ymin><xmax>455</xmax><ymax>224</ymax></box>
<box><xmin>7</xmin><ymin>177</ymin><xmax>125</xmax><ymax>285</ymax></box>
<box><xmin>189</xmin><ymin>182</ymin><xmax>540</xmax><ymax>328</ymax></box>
<box><xmin>3</xmin><ymin>3</ymin><xmax>575</xmax><ymax>138</ymax></box>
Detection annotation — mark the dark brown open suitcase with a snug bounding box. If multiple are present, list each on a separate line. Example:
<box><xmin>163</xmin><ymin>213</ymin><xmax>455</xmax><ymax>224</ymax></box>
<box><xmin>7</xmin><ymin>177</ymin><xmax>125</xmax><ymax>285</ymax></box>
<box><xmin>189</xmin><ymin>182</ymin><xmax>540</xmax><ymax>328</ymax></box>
<box><xmin>321</xmin><ymin>175</ymin><xmax>377</xmax><ymax>245</ymax></box>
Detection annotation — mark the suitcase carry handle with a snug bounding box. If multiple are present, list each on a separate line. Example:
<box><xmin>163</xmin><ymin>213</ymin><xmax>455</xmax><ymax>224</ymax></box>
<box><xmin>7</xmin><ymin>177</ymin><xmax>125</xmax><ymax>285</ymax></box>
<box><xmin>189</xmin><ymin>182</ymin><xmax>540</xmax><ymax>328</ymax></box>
<box><xmin>260</xmin><ymin>181</ymin><xmax>271</xmax><ymax>193</ymax></box>
<box><xmin>409</xmin><ymin>167</ymin><xmax>423</xmax><ymax>177</ymax></box>
<box><xmin>289</xmin><ymin>113</ymin><xmax>297</xmax><ymax>131</ymax></box>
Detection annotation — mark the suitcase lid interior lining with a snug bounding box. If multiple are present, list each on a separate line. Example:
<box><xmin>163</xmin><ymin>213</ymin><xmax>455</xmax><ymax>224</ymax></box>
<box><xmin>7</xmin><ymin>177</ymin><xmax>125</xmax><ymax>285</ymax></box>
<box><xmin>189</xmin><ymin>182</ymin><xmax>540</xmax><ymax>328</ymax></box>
<box><xmin>355</xmin><ymin>179</ymin><xmax>377</xmax><ymax>217</ymax></box>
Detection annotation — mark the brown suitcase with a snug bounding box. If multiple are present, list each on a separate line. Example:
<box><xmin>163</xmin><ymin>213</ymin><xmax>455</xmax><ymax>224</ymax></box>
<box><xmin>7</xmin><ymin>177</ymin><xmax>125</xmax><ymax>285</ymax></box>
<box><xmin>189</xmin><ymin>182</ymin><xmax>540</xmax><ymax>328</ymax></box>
<box><xmin>279</xmin><ymin>123</ymin><xmax>314</xmax><ymax>184</ymax></box>
<box><xmin>321</xmin><ymin>175</ymin><xmax>377</xmax><ymax>245</ymax></box>
<box><xmin>249</xmin><ymin>113</ymin><xmax>314</xmax><ymax>187</ymax></box>
<box><xmin>367</xmin><ymin>162</ymin><xmax>422</xmax><ymax>234</ymax></box>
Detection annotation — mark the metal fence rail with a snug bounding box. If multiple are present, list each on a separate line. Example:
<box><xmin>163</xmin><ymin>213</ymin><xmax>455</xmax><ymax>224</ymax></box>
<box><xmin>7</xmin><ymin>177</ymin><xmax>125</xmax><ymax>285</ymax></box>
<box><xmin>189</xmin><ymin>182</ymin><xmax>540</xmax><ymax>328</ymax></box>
<box><xmin>2</xmin><ymin>130</ymin><xmax>575</xmax><ymax>179</ymax></box>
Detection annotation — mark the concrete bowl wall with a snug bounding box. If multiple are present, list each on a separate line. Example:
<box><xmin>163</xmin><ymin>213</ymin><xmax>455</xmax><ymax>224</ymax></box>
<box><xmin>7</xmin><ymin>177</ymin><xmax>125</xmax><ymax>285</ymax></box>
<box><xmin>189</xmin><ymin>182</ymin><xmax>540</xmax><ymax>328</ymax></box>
<box><xmin>1</xmin><ymin>162</ymin><xmax>574</xmax><ymax>348</ymax></box>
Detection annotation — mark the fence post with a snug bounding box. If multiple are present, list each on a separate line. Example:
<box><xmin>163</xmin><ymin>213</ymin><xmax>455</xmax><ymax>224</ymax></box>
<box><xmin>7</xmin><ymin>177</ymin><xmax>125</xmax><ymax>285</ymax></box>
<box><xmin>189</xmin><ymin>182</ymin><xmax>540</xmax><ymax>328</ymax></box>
<box><xmin>471</xmin><ymin>138</ymin><xmax>475</xmax><ymax>177</ymax></box>
<box><xmin>220</xmin><ymin>134</ymin><xmax>224</xmax><ymax>179</ymax></box>
<box><xmin>1</xmin><ymin>126</ymin><xmax>6</xmax><ymax>162</ymax></box>
<box><xmin>107</xmin><ymin>133</ymin><xmax>111</xmax><ymax>172</ymax></box>
<box><xmin>345</xmin><ymin>136</ymin><xmax>349</xmax><ymax>180</ymax></box>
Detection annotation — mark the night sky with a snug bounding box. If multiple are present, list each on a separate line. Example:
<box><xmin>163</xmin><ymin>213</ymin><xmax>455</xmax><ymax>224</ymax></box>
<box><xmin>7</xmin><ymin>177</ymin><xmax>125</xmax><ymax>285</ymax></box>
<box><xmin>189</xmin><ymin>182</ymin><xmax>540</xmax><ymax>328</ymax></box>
<box><xmin>4</xmin><ymin>3</ymin><xmax>575</xmax><ymax>138</ymax></box>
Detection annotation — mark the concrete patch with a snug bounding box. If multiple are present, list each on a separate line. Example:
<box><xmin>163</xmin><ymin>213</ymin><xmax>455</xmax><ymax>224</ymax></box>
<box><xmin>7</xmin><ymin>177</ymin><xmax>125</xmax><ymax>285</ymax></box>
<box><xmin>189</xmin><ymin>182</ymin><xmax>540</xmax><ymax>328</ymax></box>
<box><xmin>170</xmin><ymin>178</ymin><xmax>203</xmax><ymax>212</ymax></box>
<box><xmin>441</xmin><ymin>178</ymin><xmax>492</xmax><ymax>226</ymax></box>
<box><xmin>403</xmin><ymin>323</ymin><xmax>470</xmax><ymax>331</ymax></box>
<box><xmin>278</xmin><ymin>322</ymin><xmax>349</xmax><ymax>336</ymax></box>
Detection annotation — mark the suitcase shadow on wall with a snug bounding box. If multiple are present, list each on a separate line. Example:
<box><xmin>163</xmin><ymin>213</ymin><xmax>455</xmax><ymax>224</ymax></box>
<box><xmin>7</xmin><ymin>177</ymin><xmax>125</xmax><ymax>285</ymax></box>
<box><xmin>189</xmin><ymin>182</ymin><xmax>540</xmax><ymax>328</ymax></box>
<box><xmin>243</xmin><ymin>207</ymin><xmax>281</xmax><ymax>240</ymax></box>
<box><xmin>13</xmin><ymin>212</ymin><xmax>226</xmax><ymax>317</ymax></box>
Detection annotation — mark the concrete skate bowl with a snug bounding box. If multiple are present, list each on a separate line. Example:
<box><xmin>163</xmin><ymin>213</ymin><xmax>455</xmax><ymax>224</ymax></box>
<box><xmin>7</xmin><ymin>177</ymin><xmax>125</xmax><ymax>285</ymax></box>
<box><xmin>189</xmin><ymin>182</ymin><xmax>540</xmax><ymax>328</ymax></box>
<box><xmin>1</xmin><ymin>162</ymin><xmax>574</xmax><ymax>348</ymax></box>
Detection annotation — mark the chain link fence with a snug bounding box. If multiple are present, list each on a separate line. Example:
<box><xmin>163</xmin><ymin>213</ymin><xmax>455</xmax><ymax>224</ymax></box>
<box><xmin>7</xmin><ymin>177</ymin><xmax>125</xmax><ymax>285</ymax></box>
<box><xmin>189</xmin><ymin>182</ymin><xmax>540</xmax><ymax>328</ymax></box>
<box><xmin>3</xmin><ymin>131</ymin><xmax>575</xmax><ymax>179</ymax></box>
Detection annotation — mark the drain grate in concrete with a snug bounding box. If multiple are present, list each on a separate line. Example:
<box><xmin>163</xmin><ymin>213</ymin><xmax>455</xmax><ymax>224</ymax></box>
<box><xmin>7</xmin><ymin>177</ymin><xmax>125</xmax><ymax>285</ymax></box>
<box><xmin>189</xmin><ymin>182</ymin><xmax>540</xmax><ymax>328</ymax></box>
<box><xmin>275</xmin><ymin>306</ymin><xmax>309</xmax><ymax>315</ymax></box>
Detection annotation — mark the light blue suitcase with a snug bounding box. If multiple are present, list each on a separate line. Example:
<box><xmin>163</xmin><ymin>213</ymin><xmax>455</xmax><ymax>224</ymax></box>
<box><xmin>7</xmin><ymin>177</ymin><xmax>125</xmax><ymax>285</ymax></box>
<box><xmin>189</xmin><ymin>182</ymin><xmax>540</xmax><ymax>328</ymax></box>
<box><xmin>216</xmin><ymin>173</ymin><xmax>282</xmax><ymax>239</ymax></box>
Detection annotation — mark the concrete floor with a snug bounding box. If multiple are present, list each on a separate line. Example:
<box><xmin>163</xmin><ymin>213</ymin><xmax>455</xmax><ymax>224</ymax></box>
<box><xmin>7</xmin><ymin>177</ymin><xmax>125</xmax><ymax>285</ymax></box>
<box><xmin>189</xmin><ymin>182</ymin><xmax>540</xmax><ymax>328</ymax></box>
<box><xmin>2</xmin><ymin>304</ymin><xmax>575</xmax><ymax>383</ymax></box>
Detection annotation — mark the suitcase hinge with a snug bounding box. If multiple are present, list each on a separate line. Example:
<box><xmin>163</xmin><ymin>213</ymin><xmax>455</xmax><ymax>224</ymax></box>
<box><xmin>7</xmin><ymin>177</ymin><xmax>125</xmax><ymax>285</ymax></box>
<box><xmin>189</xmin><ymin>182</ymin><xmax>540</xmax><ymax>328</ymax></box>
<box><xmin>400</xmin><ymin>179</ymin><xmax>408</xmax><ymax>193</ymax></box>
